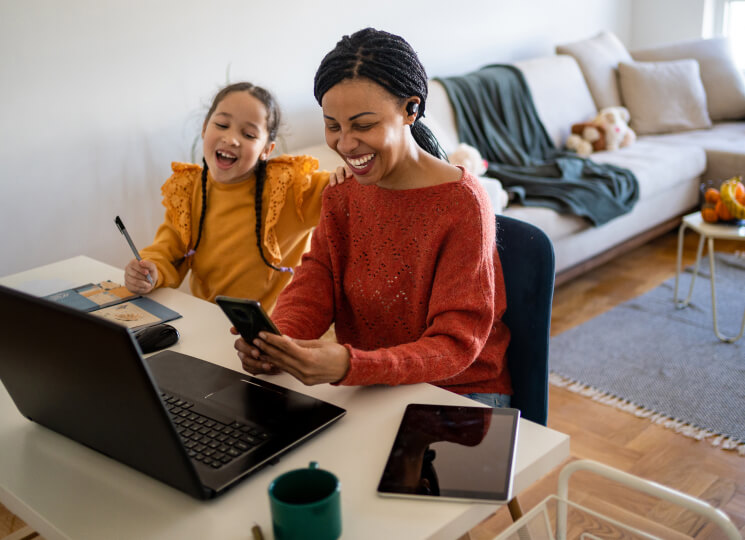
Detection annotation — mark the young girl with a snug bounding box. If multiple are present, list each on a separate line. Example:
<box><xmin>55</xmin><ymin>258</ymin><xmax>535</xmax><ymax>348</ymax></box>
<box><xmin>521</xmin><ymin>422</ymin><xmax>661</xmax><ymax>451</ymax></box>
<box><xmin>233</xmin><ymin>29</ymin><xmax>512</xmax><ymax>407</ymax></box>
<box><xmin>125</xmin><ymin>82</ymin><xmax>343</xmax><ymax>312</ymax></box>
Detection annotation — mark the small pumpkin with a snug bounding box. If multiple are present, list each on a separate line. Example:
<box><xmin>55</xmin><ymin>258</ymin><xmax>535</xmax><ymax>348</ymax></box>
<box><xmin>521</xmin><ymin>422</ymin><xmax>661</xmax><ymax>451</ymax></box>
<box><xmin>701</xmin><ymin>202</ymin><xmax>719</xmax><ymax>223</ymax></box>
<box><xmin>704</xmin><ymin>187</ymin><xmax>721</xmax><ymax>205</ymax></box>
<box><xmin>716</xmin><ymin>199</ymin><xmax>734</xmax><ymax>221</ymax></box>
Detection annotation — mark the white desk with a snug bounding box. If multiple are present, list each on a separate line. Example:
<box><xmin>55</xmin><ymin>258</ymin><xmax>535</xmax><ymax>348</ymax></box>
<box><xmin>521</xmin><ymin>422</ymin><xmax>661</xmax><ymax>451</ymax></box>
<box><xmin>0</xmin><ymin>256</ymin><xmax>570</xmax><ymax>540</ymax></box>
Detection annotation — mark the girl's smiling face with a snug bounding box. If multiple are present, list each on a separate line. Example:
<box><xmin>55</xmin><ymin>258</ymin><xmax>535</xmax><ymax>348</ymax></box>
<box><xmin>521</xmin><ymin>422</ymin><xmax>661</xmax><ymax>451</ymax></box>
<box><xmin>322</xmin><ymin>78</ymin><xmax>417</xmax><ymax>189</ymax></box>
<box><xmin>202</xmin><ymin>91</ymin><xmax>275</xmax><ymax>184</ymax></box>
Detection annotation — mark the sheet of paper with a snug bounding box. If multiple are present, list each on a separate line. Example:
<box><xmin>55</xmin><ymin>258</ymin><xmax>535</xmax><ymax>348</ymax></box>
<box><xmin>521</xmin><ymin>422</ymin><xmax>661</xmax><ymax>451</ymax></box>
<box><xmin>92</xmin><ymin>301</ymin><xmax>162</xmax><ymax>329</ymax></box>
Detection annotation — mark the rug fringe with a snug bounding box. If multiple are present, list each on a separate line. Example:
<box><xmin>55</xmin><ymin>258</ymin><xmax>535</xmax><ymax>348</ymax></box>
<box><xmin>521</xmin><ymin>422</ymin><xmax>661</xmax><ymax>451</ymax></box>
<box><xmin>549</xmin><ymin>372</ymin><xmax>745</xmax><ymax>456</ymax></box>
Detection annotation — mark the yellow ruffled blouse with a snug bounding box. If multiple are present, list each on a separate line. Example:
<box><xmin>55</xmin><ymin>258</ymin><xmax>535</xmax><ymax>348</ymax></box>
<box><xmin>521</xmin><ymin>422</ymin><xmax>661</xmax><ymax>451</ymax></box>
<box><xmin>139</xmin><ymin>155</ymin><xmax>330</xmax><ymax>312</ymax></box>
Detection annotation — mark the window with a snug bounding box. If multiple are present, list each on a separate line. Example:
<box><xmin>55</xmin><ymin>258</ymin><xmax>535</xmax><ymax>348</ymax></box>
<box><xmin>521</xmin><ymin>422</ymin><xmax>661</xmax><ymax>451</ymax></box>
<box><xmin>722</xmin><ymin>0</ymin><xmax>745</xmax><ymax>69</ymax></box>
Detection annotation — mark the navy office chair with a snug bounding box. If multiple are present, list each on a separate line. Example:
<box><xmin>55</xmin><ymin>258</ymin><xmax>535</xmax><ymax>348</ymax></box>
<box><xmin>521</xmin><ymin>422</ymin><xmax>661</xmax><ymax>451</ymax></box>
<box><xmin>496</xmin><ymin>215</ymin><xmax>555</xmax><ymax>426</ymax></box>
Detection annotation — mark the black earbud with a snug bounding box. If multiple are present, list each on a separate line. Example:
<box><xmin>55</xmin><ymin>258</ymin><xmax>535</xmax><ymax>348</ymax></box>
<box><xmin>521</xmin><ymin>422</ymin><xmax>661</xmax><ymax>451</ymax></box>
<box><xmin>407</xmin><ymin>102</ymin><xmax>419</xmax><ymax>116</ymax></box>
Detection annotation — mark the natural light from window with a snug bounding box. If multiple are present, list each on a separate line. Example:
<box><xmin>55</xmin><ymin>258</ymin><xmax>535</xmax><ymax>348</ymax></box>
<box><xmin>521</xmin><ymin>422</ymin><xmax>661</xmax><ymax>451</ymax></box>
<box><xmin>724</xmin><ymin>0</ymin><xmax>745</xmax><ymax>69</ymax></box>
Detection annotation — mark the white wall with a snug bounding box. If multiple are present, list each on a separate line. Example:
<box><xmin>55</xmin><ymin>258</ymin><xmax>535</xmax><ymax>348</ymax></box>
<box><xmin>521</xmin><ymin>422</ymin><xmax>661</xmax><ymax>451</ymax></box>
<box><xmin>629</xmin><ymin>0</ymin><xmax>709</xmax><ymax>49</ymax></box>
<box><xmin>1</xmin><ymin>0</ymin><xmax>636</xmax><ymax>277</ymax></box>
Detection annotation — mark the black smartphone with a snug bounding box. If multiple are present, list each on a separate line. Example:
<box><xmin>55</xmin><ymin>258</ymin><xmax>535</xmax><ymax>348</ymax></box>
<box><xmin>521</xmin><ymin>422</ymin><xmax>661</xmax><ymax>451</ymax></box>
<box><xmin>215</xmin><ymin>296</ymin><xmax>281</xmax><ymax>343</ymax></box>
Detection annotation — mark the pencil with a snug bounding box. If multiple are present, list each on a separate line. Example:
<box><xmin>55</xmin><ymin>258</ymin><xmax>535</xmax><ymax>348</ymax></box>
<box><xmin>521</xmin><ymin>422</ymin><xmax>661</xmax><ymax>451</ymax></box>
<box><xmin>115</xmin><ymin>216</ymin><xmax>154</xmax><ymax>286</ymax></box>
<box><xmin>251</xmin><ymin>523</ymin><xmax>265</xmax><ymax>540</ymax></box>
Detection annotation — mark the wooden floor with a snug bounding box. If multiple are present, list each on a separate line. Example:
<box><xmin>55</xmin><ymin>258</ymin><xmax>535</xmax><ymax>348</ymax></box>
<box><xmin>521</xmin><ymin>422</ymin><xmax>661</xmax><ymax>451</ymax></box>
<box><xmin>2</xmin><ymin>228</ymin><xmax>744</xmax><ymax>539</ymax></box>
<box><xmin>466</xmin><ymin>229</ymin><xmax>745</xmax><ymax>539</ymax></box>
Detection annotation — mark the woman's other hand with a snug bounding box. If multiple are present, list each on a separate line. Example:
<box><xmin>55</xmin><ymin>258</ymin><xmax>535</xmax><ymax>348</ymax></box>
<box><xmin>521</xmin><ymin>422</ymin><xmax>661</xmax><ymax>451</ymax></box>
<box><xmin>328</xmin><ymin>165</ymin><xmax>352</xmax><ymax>187</ymax></box>
<box><xmin>124</xmin><ymin>258</ymin><xmax>157</xmax><ymax>294</ymax></box>
<box><xmin>241</xmin><ymin>332</ymin><xmax>350</xmax><ymax>385</ymax></box>
<box><xmin>232</xmin><ymin>327</ymin><xmax>281</xmax><ymax>375</ymax></box>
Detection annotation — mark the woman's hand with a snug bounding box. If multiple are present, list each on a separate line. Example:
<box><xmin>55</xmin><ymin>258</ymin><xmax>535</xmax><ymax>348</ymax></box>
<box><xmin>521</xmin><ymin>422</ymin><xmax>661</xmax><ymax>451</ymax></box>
<box><xmin>328</xmin><ymin>165</ymin><xmax>353</xmax><ymax>187</ymax></box>
<box><xmin>237</xmin><ymin>331</ymin><xmax>350</xmax><ymax>385</ymax></box>
<box><xmin>231</xmin><ymin>327</ymin><xmax>281</xmax><ymax>375</ymax></box>
<box><xmin>124</xmin><ymin>258</ymin><xmax>157</xmax><ymax>294</ymax></box>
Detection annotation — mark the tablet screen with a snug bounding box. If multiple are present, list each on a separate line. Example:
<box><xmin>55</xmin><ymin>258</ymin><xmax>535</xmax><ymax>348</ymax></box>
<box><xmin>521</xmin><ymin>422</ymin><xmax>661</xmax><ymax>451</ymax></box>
<box><xmin>377</xmin><ymin>404</ymin><xmax>520</xmax><ymax>503</ymax></box>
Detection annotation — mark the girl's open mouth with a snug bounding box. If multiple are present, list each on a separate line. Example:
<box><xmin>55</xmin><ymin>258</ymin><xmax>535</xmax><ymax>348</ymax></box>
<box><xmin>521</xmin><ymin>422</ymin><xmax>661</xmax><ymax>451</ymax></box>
<box><xmin>216</xmin><ymin>150</ymin><xmax>238</xmax><ymax>169</ymax></box>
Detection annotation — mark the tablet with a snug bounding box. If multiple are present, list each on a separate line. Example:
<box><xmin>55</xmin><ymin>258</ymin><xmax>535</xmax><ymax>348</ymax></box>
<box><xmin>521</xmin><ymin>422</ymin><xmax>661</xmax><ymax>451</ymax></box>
<box><xmin>377</xmin><ymin>404</ymin><xmax>520</xmax><ymax>503</ymax></box>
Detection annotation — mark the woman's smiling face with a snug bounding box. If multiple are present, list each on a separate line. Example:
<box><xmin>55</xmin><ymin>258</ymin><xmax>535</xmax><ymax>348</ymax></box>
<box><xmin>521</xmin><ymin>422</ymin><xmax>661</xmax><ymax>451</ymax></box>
<box><xmin>322</xmin><ymin>78</ymin><xmax>416</xmax><ymax>189</ymax></box>
<box><xmin>202</xmin><ymin>91</ymin><xmax>275</xmax><ymax>184</ymax></box>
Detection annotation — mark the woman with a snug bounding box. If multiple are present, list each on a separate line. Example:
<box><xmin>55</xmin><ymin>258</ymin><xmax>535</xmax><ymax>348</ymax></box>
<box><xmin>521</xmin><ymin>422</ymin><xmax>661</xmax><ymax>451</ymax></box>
<box><xmin>232</xmin><ymin>28</ymin><xmax>512</xmax><ymax>407</ymax></box>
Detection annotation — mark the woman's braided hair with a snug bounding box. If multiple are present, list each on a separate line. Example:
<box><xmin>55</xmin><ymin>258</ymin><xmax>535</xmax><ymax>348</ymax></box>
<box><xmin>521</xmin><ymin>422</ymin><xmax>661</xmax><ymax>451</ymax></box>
<box><xmin>313</xmin><ymin>27</ymin><xmax>446</xmax><ymax>160</ymax></box>
<box><xmin>190</xmin><ymin>82</ymin><xmax>291</xmax><ymax>273</ymax></box>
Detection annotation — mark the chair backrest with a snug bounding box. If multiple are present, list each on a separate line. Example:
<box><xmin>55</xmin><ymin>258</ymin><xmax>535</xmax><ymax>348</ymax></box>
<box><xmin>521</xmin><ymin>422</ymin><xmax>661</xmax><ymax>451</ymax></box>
<box><xmin>496</xmin><ymin>215</ymin><xmax>555</xmax><ymax>425</ymax></box>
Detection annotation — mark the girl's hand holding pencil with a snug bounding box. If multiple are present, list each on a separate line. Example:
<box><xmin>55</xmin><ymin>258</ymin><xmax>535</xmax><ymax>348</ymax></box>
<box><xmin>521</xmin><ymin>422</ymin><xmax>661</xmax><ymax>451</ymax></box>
<box><xmin>124</xmin><ymin>258</ymin><xmax>158</xmax><ymax>294</ymax></box>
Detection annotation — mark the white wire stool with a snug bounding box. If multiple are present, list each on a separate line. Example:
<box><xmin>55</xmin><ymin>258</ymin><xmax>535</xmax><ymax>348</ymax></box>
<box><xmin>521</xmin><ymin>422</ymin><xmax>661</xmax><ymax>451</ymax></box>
<box><xmin>491</xmin><ymin>459</ymin><xmax>740</xmax><ymax>540</ymax></box>
<box><xmin>673</xmin><ymin>212</ymin><xmax>745</xmax><ymax>343</ymax></box>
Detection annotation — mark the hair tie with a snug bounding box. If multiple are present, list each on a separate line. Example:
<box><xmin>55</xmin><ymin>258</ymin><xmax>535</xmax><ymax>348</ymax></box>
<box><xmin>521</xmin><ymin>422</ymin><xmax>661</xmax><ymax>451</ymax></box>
<box><xmin>184</xmin><ymin>249</ymin><xmax>196</xmax><ymax>258</ymax></box>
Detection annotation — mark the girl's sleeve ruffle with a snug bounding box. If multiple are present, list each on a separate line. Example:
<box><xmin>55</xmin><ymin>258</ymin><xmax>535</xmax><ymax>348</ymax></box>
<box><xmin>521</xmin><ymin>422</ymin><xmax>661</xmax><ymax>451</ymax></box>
<box><xmin>161</xmin><ymin>162</ymin><xmax>200</xmax><ymax>249</ymax></box>
<box><xmin>262</xmin><ymin>154</ymin><xmax>321</xmax><ymax>264</ymax></box>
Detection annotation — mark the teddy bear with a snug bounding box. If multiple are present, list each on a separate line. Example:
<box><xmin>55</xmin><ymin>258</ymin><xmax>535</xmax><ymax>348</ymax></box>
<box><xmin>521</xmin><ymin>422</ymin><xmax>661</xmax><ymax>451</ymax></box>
<box><xmin>594</xmin><ymin>106</ymin><xmax>636</xmax><ymax>151</ymax></box>
<box><xmin>566</xmin><ymin>123</ymin><xmax>606</xmax><ymax>157</ymax></box>
<box><xmin>448</xmin><ymin>143</ymin><xmax>509</xmax><ymax>213</ymax></box>
<box><xmin>448</xmin><ymin>142</ymin><xmax>488</xmax><ymax>176</ymax></box>
<box><xmin>565</xmin><ymin>106</ymin><xmax>636</xmax><ymax>156</ymax></box>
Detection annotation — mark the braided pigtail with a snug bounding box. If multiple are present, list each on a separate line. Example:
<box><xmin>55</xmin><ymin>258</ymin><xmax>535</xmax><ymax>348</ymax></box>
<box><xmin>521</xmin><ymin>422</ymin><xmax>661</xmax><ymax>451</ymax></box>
<box><xmin>314</xmin><ymin>27</ymin><xmax>447</xmax><ymax>160</ymax></box>
<box><xmin>411</xmin><ymin>120</ymin><xmax>447</xmax><ymax>161</ymax></box>
<box><xmin>184</xmin><ymin>158</ymin><xmax>209</xmax><ymax>259</ymax></box>
<box><xmin>254</xmin><ymin>159</ymin><xmax>293</xmax><ymax>274</ymax></box>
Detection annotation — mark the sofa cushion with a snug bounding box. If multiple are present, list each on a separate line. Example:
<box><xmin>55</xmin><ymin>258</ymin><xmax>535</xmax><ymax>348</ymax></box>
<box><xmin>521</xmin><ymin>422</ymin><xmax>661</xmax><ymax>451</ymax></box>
<box><xmin>618</xmin><ymin>59</ymin><xmax>712</xmax><ymax>135</ymax></box>
<box><xmin>503</xmin><ymin>204</ymin><xmax>586</xmax><ymax>242</ymax></box>
<box><xmin>632</xmin><ymin>37</ymin><xmax>745</xmax><ymax>121</ymax></box>
<box><xmin>639</xmin><ymin>121</ymin><xmax>745</xmax><ymax>152</ymax></box>
<box><xmin>588</xmin><ymin>140</ymin><xmax>706</xmax><ymax>199</ymax></box>
<box><xmin>513</xmin><ymin>55</ymin><xmax>597</xmax><ymax>149</ymax></box>
<box><xmin>556</xmin><ymin>31</ymin><xmax>631</xmax><ymax>110</ymax></box>
<box><xmin>503</xmin><ymin>141</ymin><xmax>706</xmax><ymax>244</ymax></box>
<box><xmin>640</xmin><ymin>121</ymin><xmax>745</xmax><ymax>181</ymax></box>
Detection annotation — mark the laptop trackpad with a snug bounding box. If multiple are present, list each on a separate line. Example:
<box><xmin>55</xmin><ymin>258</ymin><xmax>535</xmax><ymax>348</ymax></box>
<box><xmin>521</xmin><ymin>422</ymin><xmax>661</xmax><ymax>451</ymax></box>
<box><xmin>147</xmin><ymin>351</ymin><xmax>329</xmax><ymax>428</ymax></box>
<box><xmin>206</xmin><ymin>379</ymin><xmax>291</xmax><ymax>425</ymax></box>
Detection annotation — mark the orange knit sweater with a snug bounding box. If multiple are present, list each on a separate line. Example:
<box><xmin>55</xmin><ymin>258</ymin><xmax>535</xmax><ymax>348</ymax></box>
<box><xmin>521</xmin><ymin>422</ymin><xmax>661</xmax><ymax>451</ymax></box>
<box><xmin>272</xmin><ymin>169</ymin><xmax>512</xmax><ymax>395</ymax></box>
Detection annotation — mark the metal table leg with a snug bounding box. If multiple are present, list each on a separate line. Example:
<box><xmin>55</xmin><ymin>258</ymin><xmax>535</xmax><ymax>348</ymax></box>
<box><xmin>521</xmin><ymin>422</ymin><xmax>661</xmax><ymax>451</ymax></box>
<box><xmin>674</xmin><ymin>221</ymin><xmax>706</xmax><ymax>309</ymax></box>
<box><xmin>707</xmin><ymin>237</ymin><xmax>745</xmax><ymax>343</ymax></box>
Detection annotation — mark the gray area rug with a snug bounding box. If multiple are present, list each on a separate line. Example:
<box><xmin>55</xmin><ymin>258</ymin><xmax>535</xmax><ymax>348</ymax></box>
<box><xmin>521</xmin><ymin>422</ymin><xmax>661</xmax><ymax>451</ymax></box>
<box><xmin>549</xmin><ymin>252</ymin><xmax>745</xmax><ymax>454</ymax></box>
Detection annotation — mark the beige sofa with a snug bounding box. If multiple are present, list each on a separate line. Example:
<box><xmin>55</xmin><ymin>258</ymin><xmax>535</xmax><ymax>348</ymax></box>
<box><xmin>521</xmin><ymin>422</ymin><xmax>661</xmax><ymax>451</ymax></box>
<box><xmin>425</xmin><ymin>33</ymin><xmax>745</xmax><ymax>282</ymax></box>
<box><xmin>294</xmin><ymin>33</ymin><xmax>745</xmax><ymax>283</ymax></box>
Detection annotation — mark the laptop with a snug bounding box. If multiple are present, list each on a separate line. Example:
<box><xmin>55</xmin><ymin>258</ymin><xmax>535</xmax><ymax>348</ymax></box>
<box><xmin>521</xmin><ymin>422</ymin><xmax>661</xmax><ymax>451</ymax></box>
<box><xmin>0</xmin><ymin>284</ymin><xmax>346</xmax><ymax>500</ymax></box>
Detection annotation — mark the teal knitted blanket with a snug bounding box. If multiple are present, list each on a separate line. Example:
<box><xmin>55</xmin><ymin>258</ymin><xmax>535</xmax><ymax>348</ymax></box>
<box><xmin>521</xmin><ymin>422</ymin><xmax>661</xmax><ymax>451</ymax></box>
<box><xmin>435</xmin><ymin>64</ymin><xmax>638</xmax><ymax>225</ymax></box>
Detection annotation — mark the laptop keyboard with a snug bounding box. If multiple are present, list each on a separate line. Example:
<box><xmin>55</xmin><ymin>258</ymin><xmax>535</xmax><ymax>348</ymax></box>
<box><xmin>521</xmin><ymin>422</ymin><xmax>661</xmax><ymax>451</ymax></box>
<box><xmin>161</xmin><ymin>392</ymin><xmax>270</xmax><ymax>469</ymax></box>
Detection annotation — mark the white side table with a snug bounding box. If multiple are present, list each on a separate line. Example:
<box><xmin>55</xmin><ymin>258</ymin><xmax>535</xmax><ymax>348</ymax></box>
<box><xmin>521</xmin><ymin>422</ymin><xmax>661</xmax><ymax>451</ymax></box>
<box><xmin>674</xmin><ymin>212</ymin><xmax>745</xmax><ymax>343</ymax></box>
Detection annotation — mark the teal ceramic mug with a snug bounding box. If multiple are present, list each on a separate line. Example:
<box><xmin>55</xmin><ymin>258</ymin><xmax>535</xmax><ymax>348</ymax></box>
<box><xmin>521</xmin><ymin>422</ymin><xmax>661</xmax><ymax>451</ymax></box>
<box><xmin>268</xmin><ymin>461</ymin><xmax>342</xmax><ymax>540</ymax></box>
